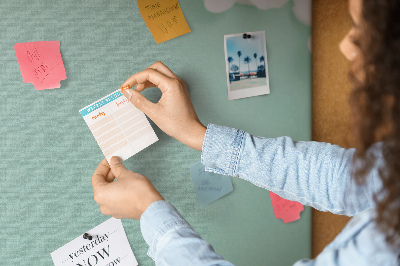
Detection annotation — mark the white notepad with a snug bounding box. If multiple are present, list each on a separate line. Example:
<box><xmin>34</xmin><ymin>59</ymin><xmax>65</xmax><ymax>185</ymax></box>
<box><xmin>79</xmin><ymin>90</ymin><xmax>158</xmax><ymax>162</ymax></box>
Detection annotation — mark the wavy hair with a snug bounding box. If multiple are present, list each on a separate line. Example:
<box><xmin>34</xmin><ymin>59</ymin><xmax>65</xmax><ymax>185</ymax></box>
<box><xmin>350</xmin><ymin>0</ymin><xmax>400</xmax><ymax>251</ymax></box>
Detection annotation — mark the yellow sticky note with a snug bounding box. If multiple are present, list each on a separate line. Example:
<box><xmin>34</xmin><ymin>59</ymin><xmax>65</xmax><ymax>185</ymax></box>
<box><xmin>137</xmin><ymin>0</ymin><xmax>191</xmax><ymax>44</ymax></box>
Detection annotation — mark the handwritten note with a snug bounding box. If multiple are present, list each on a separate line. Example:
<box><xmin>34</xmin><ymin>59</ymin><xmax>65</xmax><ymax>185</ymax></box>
<box><xmin>269</xmin><ymin>191</ymin><xmax>304</xmax><ymax>223</ymax></box>
<box><xmin>79</xmin><ymin>90</ymin><xmax>158</xmax><ymax>162</ymax></box>
<box><xmin>137</xmin><ymin>0</ymin><xmax>191</xmax><ymax>44</ymax></box>
<box><xmin>14</xmin><ymin>41</ymin><xmax>67</xmax><ymax>90</ymax></box>
<box><xmin>190</xmin><ymin>161</ymin><xmax>233</xmax><ymax>208</ymax></box>
<box><xmin>51</xmin><ymin>218</ymin><xmax>138</xmax><ymax>266</ymax></box>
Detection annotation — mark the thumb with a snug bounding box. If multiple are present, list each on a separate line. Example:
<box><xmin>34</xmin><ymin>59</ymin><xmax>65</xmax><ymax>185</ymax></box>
<box><xmin>122</xmin><ymin>88</ymin><xmax>155</xmax><ymax>116</ymax></box>
<box><xmin>92</xmin><ymin>158</ymin><xmax>111</xmax><ymax>189</ymax></box>
<box><xmin>109</xmin><ymin>156</ymin><xmax>129</xmax><ymax>178</ymax></box>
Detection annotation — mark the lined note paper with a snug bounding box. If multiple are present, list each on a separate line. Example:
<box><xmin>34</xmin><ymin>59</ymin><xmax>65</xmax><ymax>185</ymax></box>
<box><xmin>137</xmin><ymin>0</ymin><xmax>191</xmax><ymax>44</ymax></box>
<box><xmin>79</xmin><ymin>90</ymin><xmax>158</xmax><ymax>162</ymax></box>
<box><xmin>14</xmin><ymin>41</ymin><xmax>66</xmax><ymax>90</ymax></box>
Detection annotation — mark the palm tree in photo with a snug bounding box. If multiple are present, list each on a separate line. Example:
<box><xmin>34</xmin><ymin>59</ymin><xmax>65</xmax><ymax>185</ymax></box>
<box><xmin>227</xmin><ymin>56</ymin><xmax>234</xmax><ymax>83</ymax></box>
<box><xmin>244</xmin><ymin>56</ymin><xmax>251</xmax><ymax>78</ymax></box>
<box><xmin>260</xmin><ymin>55</ymin><xmax>266</xmax><ymax>72</ymax></box>
<box><xmin>231</xmin><ymin>64</ymin><xmax>239</xmax><ymax>73</ymax></box>
<box><xmin>253</xmin><ymin>53</ymin><xmax>258</xmax><ymax>74</ymax></box>
<box><xmin>227</xmin><ymin>56</ymin><xmax>234</xmax><ymax>73</ymax></box>
<box><xmin>258</xmin><ymin>55</ymin><xmax>266</xmax><ymax>77</ymax></box>
<box><xmin>237</xmin><ymin>51</ymin><xmax>242</xmax><ymax>78</ymax></box>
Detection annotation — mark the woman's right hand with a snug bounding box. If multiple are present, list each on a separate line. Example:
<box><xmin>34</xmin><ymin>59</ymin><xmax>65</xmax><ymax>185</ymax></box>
<box><xmin>120</xmin><ymin>61</ymin><xmax>207</xmax><ymax>151</ymax></box>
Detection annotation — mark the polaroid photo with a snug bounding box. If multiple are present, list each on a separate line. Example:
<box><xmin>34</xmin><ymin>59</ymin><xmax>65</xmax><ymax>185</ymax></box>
<box><xmin>224</xmin><ymin>31</ymin><xmax>270</xmax><ymax>100</ymax></box>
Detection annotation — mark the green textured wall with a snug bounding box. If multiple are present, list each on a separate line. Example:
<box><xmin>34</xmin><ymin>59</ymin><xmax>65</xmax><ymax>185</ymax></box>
<box><xmin>0</xmin><ymin>1</ymin><xmax>311</xmax><ymax>265</ymax></box>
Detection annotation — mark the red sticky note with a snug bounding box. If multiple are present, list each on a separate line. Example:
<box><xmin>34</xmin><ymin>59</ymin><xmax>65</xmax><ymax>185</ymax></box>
<box><xmin>14</xmin><ymin>41</ymin><xmax>67</xmax><ymax>90</ymax></box>
<box><xmin>269</xmin><ymin>191</ymin><xmax>304</xmax><ymax>223</ymax></box>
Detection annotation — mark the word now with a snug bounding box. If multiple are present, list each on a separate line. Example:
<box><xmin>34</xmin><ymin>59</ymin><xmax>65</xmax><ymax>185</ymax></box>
<box><xmin>76</xmin><ymin>245</ymin><xmax>111</xmax><ymax>266</ymax></box>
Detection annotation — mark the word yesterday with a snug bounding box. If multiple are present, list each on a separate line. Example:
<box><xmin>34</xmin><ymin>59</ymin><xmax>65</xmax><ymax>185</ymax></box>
<box><xmin>69</xmin><ymin>233</ymin><xmax>109</xmax><ymax>260</ymax></box>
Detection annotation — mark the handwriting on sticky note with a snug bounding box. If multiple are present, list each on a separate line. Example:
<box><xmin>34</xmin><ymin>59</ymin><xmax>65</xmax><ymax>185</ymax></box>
<box><xmin>137</xmin><ymin>0</ymin><xmax>191</xmax><ymax>44</ymax></box>
<box><xmin>51</xmin><ymin>218</ymin><xmax>138</xmax><ymax>266</ymax></box>
<box><xmin>269</xmin><ymin>191</ymin><xmax>304</xmax><ymax>223</ymax></box>
<box><xmin>14</xmin><ymin>41</ymin><xmax>67</xmax><ymax>90</ymax></box>
<box><xmin>190</xmin><ymin>161</ymin><xmax>233</xmax><ymax>208</ymax></box>
<box><xmin>79</xmin><ymin>90</ymin><xmax>158</xmax><ymax>162</ymax></box>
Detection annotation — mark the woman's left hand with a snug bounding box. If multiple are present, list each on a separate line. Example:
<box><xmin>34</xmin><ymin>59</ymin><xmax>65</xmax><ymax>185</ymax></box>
<box><xmin>91</xmin><ymin>157</ymin><xmax>164</xmax><ymax>219</ymax></box>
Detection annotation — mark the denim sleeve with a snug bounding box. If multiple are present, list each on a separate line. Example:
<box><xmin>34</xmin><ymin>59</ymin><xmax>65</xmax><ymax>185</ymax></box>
<box><xmin>201</xmin><ymin>124</ymin><xmax>382</xmax><ymax>216</ymax></box>
<box><xmin>140</xmin><ymin>200</ymin><xmax>235</xmax><ymax>265</ymax></box>
<box><xmin>293</xmin><ymin>210</ymin><xmax>399</xmax><ymax>266</ymax></box>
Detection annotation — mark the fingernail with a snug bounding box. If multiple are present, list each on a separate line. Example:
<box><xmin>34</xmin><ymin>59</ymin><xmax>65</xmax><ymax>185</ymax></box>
<box><xmin>110</xmin><ymin>156</ymin><xmax>122</xmax><ymax>165</ymax></box>
<box><xmin>122</xmin><ymin>88</ymin><xmax>133</xmax><ymax>100</ymax></box>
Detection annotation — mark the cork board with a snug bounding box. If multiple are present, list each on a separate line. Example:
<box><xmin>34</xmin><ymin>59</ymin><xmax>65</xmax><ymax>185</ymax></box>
<box><xmin>312</xmin><ymin>0</ymin><xmax>353</xmax><ymax>257</ymax></box>
<box><xmin>0</xmin><ymin>1</ymin><xmax>311</xmax><ymax>265</ymax></box>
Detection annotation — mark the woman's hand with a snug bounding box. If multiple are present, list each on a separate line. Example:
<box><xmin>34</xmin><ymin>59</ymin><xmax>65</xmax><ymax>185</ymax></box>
<box><xmin>91</xmin><ymin>157</ymin><xmax>164</xmax><ymax>219</ymax></box>
<box><xmin>120</xmin><ymin>61</ymin><xmax>206</xmax><ymax>151</ymax></box>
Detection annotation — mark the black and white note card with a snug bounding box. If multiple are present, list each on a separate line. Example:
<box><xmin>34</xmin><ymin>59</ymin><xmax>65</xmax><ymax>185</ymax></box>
<box><xmin>51</xmin><ymin>218</ymin><xmax>137</xmax><ymax>266</ymax></box>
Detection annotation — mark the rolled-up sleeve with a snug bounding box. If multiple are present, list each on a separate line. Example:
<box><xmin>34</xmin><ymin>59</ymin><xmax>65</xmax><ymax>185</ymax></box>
<box><xmin>201</xmin><ymin>124</ymin><xmax>382</xmax><ymax>216</ymax></box>
<box><xmin>140</xmin><ymin>200</ymin><xmax>235</xmax><ymax>265</ymax></box>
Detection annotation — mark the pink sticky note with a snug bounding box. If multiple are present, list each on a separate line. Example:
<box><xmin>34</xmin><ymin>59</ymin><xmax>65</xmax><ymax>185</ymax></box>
<box><xmin>14</xmin><ymin>41</ymin><xmax>67</xmax><ymax>90</ymax></box>
<box><xmin>269</xmin><ymin>191</ymin><xmax>304</xmax><ymax>223</ymax></box>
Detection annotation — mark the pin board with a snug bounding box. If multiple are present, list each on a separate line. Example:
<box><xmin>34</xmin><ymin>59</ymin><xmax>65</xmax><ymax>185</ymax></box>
<box><xmin>0</xmin><ymin>0</ymin><xmax>311</xmax><ymax>265</ymax></box>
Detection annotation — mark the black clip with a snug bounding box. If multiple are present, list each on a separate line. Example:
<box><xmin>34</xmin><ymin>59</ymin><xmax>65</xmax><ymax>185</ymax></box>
<box><xmin>83</xmin><ymin>233</ymin><xmax>94</xmax><ymax>240</ymax></box>
<box><xmin>243</xmin><ymin>33</ymin><xmax>252</xmax><ymax>39</ymax></box>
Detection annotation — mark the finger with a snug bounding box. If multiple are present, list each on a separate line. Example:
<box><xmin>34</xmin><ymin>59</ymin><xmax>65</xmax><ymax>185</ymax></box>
<box><xmin>147</xmin><ymin>61</ymin><xmax>178</xmax><ymax>79</ymax></box>
<box><xmin>121</xmin><ymin>89</ymin><xmax>158</xmax><ymax>117</ymax></box>
<box><xmin>105</xmin><ymin>169</ymin><xmax>116</xmax><ymax>183</ymax></box>
<box><xmin>92</xmin><ymin>158</ymin><xmax>111</xmax><ymax>189</ymax></box>
<box><xmin>100</xmin><ymin>206</ymin><xmax>111</xmax><ymax>216</ymax></box>
<box><xmin>121</xmin><ymin>68</ymin><xmax>173</xmax><ymax>94</ymax></box>
<box><xmin>123</xmin><ymin>61</ymin><xmax>177</xmax><ymax>92</ymax></box>
<box><xmin>136</xmin><ymin>81</ymin><xmax>156</xmax><ymax>92</ymax></box>
<box><xmin>111</xmin><ymin>214</ymin><xmax>125</xmax><ymax>219</ymax></box>
<box><xmin>121</xmin><ymin>82</ymin><xmax>155</xmax><ymax>92</ymax></box>
<box><xmin>109</xmin><ymin>156</ymin><xmax>131</xmax><ymax>179</ymax></box>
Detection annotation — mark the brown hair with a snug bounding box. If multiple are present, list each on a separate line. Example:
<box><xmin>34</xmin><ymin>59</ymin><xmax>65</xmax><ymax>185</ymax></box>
<box><xmin>350</xmin><ymin>0</ymin><xmax>400</xmax><ymax>251</ymax></box>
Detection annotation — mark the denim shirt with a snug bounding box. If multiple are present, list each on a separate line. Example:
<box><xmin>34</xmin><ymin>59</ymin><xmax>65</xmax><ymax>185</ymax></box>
<box><xmin>140</xmin><ymin>124</ymin><xmax>399</xmax><ymax>265</ymax></box>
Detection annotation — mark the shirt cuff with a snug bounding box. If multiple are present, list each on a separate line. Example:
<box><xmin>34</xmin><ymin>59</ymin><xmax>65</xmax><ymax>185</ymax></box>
<box><xmin>140</xmin><ymin>200</ymin><xmax>192</xmax><ymax>260</ymax></box>
<box><xmin>201</xmin><ymin>123</ymin><xmax>245</xmax><ymax>177</ymax></box>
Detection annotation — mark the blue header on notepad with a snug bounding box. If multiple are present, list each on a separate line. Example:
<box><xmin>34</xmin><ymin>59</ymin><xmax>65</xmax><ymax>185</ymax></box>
<box><xmin>80</xmin><ymin>91</ymin><xmax>122</xmax><ymax>116</ymax></box>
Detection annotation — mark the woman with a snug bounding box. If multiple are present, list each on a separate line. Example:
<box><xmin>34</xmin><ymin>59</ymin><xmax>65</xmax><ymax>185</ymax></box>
<box><xmin>91</xmin><ymin>0</ymin><xmax>400</xmax><ymax>264</ymax></box>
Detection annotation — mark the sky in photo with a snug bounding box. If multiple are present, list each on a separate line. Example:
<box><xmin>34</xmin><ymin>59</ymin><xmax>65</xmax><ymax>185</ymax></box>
<box><xmin>226</xmin><ymin>32</ymin><xmax>266</xmax><ymax>73</ymax></box>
